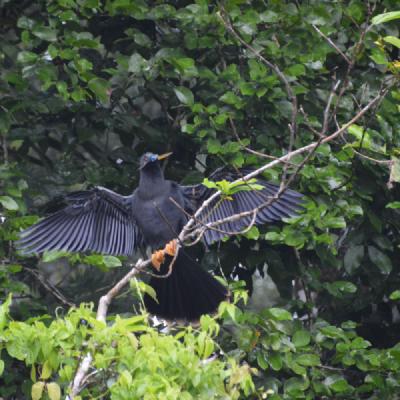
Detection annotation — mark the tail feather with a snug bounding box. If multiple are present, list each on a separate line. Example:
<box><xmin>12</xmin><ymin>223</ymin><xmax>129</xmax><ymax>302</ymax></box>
<box><xmin>144</xmin><ymin>252</ymin><xmax>227</xmax><ymax>321</ymax></box>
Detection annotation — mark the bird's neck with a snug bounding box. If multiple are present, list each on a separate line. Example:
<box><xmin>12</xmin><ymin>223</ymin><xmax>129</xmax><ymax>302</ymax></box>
<box><xmin>138</xmin><ymin>164</ymin><xmax>166</xmax><ymax>197</ymax></box>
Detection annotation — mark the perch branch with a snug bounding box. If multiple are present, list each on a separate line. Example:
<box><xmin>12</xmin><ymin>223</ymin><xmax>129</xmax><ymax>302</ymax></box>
<box><xmin>68</xmin><ymin>259</ymin><xmax>149</xmax><ymax>398</ymax></box>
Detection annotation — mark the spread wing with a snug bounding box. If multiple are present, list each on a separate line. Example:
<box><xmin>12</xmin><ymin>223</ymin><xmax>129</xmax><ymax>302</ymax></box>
<box><xmin>182</xmin><ymin>168</ymin><xmax>303</xmax><ymax>245</ymax></box>
<box><xmin>16</xmin><ymin>187</ymin><xmax>141</xmax><ymax>256</ymax></box>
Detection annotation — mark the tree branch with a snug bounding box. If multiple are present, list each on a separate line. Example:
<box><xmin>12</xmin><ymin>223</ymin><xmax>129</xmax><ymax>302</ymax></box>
<box><xmin>312</xmin><ymin>25</ymin><xmax>351</xmax><ymax>65</ymax></box>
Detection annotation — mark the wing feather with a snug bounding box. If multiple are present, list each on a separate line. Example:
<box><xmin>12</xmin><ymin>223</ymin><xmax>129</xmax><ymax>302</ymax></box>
<box><xmin>16</xmin><ymin>187</ymin><xmax>141</xmax><ymax>256</ymax></box>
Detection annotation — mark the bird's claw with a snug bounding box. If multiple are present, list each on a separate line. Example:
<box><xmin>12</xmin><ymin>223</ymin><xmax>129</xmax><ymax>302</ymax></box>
<box><xmin>164</xmin><ymin>239</ymin><xmax>177</xmax><ymax>256</ymax></box>
<box><xmin>151</xmin><ymin>240</ymin><xmax>178</xmax><ymax>271</ymax></box>
<box><xmin>151</xmin><ymin>250</ymin><xmax>165</xmax><ymax>271</ymax></box>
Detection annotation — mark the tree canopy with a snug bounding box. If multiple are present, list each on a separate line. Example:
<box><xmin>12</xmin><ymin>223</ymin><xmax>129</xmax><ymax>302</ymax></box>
<box><xmin>1</xmin><ymin>0</ymin><xmax>400</xmax><ymax>399</ymax></box>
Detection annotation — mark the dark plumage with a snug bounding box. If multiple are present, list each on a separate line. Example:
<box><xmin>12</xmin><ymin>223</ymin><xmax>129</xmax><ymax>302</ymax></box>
<box><xmin>16</xmin><ymin>152</ymin><xmax>303</xmax><ymax>321</ymax></box>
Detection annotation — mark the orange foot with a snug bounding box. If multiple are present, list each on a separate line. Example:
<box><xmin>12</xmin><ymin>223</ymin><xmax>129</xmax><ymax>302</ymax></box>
<box><xmin>164</xmin><ymin>239</ymin><xmax>177</xmax><ymax>257</ymax></box>
<box><xmin>151</xmin><ymin>250</ymin><xmax>165</xmax><ymax>271</ymax></box>
<box><xmin>151</xmin><ymin>240</ymin><xmax>178</xmax><ymax>271</ymax></box>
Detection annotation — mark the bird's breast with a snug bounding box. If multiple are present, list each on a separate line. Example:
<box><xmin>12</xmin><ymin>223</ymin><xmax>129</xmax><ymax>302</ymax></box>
<box><xmin>132</xmin><ymin>186</ymin><xmax>186</xmax><ymax>249</ymax></box>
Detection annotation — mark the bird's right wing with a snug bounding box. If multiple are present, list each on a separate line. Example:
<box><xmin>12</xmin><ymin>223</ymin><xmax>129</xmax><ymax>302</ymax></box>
<box><xmin>16</xmin><ymin>187</ymin><xmax>140</xmax><ymax>256</ymax></box>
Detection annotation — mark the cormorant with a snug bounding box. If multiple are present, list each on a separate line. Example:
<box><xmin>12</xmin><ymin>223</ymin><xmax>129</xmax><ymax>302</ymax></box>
<box><xmin>16</xmin><ymin>152</ymin><xmax>303</xmax><ymax>321</ymax></box>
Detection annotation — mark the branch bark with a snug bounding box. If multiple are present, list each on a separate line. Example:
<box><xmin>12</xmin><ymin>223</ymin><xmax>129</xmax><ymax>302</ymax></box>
<box><xmin>67</xmin><ymin>259</ymin><xmax>149</xmax><ymax>398</ymax></box>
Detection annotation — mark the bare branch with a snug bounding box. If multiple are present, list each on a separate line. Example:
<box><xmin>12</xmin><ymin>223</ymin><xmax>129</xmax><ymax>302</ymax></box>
<box><xmin>228</xmin><ymin>117</ymin><xmax>298</xmax><ymax>166</ymax></box>
<box><xmin>218</xmin><ymin>8</ymin><xmax>298</xmax><ymax>138</ymax></box>
<box><xmin>312</xmin><ymin>25</ymin><xmax>351</xmax><ymax>65</ymax></box>
<box><xmin>322</xmin><ymin>80</ymin><xmax>341</xmax><ymax>135</ymax></box>
<box><xmin>68</xmin><ymin>258</ymin><xmax>149</xmax><ymax>398</ymax></box>
<box><xmin>24</xmin><ymin>267</ymin><xmax>75</xmax><ymax>308</ymax></box>
<box><xmin>169</xmin><ymin>196</ymin><xmax>258</xmax><ymax>238</ymax></box>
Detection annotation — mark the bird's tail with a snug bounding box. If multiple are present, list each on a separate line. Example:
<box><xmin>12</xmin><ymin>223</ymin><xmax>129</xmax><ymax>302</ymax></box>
<box><xmin>144</xmin><ymin>251</ymin><xmax>228</xmax><ymax>321</ymax></box>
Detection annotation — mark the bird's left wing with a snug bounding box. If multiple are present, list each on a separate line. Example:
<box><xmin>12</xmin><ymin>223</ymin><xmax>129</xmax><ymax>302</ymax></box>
<box><xmin>16</xmin><ymin>187</ymin><xmax>140</xmax><ymax>256</ymax></box>
<box><xmin>181</xmin><ymin>168</ymin><xmax>303</xmax><ymax>245</ymax></box>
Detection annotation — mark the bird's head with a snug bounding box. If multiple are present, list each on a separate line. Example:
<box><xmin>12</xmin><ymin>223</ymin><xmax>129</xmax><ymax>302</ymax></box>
<box><xmin>139</xmin><ymin>152</ymin><xmax>172</xmax><ymax>169</ymax></box>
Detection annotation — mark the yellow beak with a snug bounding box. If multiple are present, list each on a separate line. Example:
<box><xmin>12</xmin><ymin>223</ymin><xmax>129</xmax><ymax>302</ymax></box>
<box><xmin>157</xmin><ymin>152</ymin><xmax>173</xmax><ymax>160</ymax></box>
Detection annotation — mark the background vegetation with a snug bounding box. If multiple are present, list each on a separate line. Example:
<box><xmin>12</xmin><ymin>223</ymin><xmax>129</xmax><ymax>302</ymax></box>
<box><xmin>0</xmin><ymin>0</ymin><xmax>400</xmax><ymax>398</ymax></box>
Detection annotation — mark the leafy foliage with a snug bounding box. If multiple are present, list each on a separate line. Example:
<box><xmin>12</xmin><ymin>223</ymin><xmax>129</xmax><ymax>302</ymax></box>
<box><xmin>1</xmin><ymin>0</ymin><xmax>400</xmax><ymax>398</ymax></box>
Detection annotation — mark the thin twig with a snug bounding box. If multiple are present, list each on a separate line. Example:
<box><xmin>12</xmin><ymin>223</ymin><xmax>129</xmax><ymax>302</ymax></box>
<box><xmin>218</xmin><ymin>7</ymin><xmax>298</xmax><ymax>138</ymax></box>
<box><xmin>312</xmin><ymin>25</ymin><xmax>351</xmax><ymax>65</ymax></box>
<box><xmin>322</xmin><ymin>80</ymin><xmax>341</xmax><ymax>135</ymax></box>
<box><xmin>24</xmin><ymin>268</ymin><xmax>75</xmax><ymax>307</ymax></box>
<box><xmin>228</xmin><ymin>117</ymin><xmax>297</xmax><ymax>166</ymax></box>
<box><xmin>169</xmin><ymin>196</ymin><xmax>258</xmax><ymax>238</ymax></box>
<box><xmin>331</xmin><ymin>4</ymin><xmax>375</xmax><ymax>118</ymax></box>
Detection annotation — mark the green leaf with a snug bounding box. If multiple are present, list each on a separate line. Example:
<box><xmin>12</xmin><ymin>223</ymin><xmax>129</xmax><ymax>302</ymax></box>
<box><xmin>383</xmin><ymin>36</ymin><xmax>400</xmax><ymax>48</ymax></box>
<box><xmin>31</xmin><ymin>381</ymin><xmax>45</xmax><ymax>400</ymax></box>
<box><xmin>285</xmin><ymin>64</ymin><xmax>306</xmax><ymax>77</ymax></box>
<box><xmin>170</xmin><ymin>57</ymin><xmax>196</xmax><ymax>72</ymax></box>
<box><xmin>325</xmin><ymin>281</ymin><xmax>357</xmax><ymax>297</ymax></box>
<box><xmin>265</xmin><ymin>231</ymin><xmax>281</xmax><ymax>241</ymax></box>
<box><xmin>83</xmin><ymin>254</ymin><xmax>121</xmax><ymax>269</ymax></box>
<box><xmin>131</xmin><ymin>279</ymin><xmax>158</xmax><ymax>304</ymax></box>
<box><xmin>219</xmin><ymin>91</ymin><xmax>242</xmax><ymax>108</ymax></box>
<box><xmin>370</xmin><ymin>48</ymin><xmax>388</xmax><ymax>65</ymax></box>
<box><xmin>103</xmin><ymin>255</ymin><xmax>122</xmax><ymax>268</ymax></box>
<box><xmin>243</xmin><ymin>226</ymin><xmax>259</xmax><ymax>240</ymax></box>
<box><xmin>219</xmin><ymin>302</ymin><xmax>239</xmax><ymax>322</ymax></box>
<box><xmin>32</xmin><ymin>26</ymin><xmax>57</xmax><ymax>42</ymax></box>
<box><xmin>372</xmin><ymin>11</ymin><xmax>400</xmax><ymax>25</ymax></box>
<box><xmin>133</xmin><ymin>32</ymin><xmax>152</xmax><ymax>47</ymax></box>
<box><xmin>40</xmin><ymin>361</ymin><xmax>52</xmax><ymax>380</ymax></box>
<box><xmin>269</xmin><ymin>352</ymin><xmax>283</xmax><ymax>371</ymax></box>
<box><xmin>296</xmin><ymin>353</ymin><xmax>320</xmax><ymax>366</ymax></box>
<box><xmin>207</xmin><ymin>139</ymin><xmax>221</xmax><ymax>154</ymax></box>
<box><xmin>320</xmin><ymin>325</ymin><xmax>345</xmax><ymax>339</ymax></box>
<box><xmin>331</xmin><ymin>378</ymin><xmax>352</xmax><ymax>393</ymax></box>
<box><xmin>284</xmin><ymin>377</ymin><xmax>309</xmax><ymax>395</ymax></box>
<box><xmin>174</xmin><ymin>86</ymin><xmax>194</xmax><ymax>106</ymax></box>
<box><xmin>88</xmin><ymin>78</ymin><xmax>110</xmax><ymax>103</ymax></box>
<box><xmin>42</xmin><ymin>250</ymin><xmax>68</xmax><ymax>263</ymax></box>
<box><xmin>323</xmin><ymin>216</ymin><xmax>346</xmax><ymax>229</ymax></box>
<box><xmin>292</xmin><ymin>330</ymin><xmax>311</xmax><ymax>348</ymax></box>
<box><xmin>256</xmin><ymin>353</ymin><xmax>268</xmax><ymax>369</ymax></box>
<box><xmin>386</xmin><ymin>201</ymin><xmax>400</xmax><ymax>209</ymax></box>
<box><xmin>0</xmin><ymin>294</ymin><xmax>12</xmax><ymax>331</ymax></box>
<box><xmin>0</xmin><ymin>360</ymin><xmax>4</xmax><ymax>376</ymax></box>
<box><xmin>282</xmin><ymin>229</ymin><xmax>306</xmax><ymax>248</ymax></box>
<box><xmin>56</xmin><ymin>81</ymin><xmax>68</xmax><ymax>98</ymax></box>
<box><xmin>389</xmin><ymin>290</ymin><xmax>400</xmax><ymax>301</ymax></box>
<box><xmin>128</xmin><ymin>53</ymin><xmax>147</xmax><ymax>73</ymax></box>
<box><xmin>368</xmin><ymin>246</ymin><xmax>392</xmax><ymax>274</ymax></box>
<box><xmin>0</xmin><ymin>110</ymin><xmax>11</xmax><ymax>134</ymax></box>
<box><xmin>0</xmin><ymin>196</ymin><xmax>18</xmax><ymax>210</ymax></box>
<box><xmin>389</xmin><ymin>157</ymin><xmax>400</xmax><ymax>185</ymax></box>
<box><xmin>17</xmin><ymin>51</ymin><xmax>38</xmax><ymax>64</ymax></box>
<box><xmin>46</xmin><ymin>382</ymin><xmax>61</xmax><ymax>400</ymax></box>
<box><xmin>267</xmin><ymin>308</ymin><xmax>292</xmax><ymax>321</ymax></box>
<box><xmin>17</xmin><ymin>16</ymin><xmax>35</xmax><ymax>29</ymax></box>
<box><xmin>344</xmin><ymin>245</ymin><xmax>364</xmax><ymax>274</ymax></box>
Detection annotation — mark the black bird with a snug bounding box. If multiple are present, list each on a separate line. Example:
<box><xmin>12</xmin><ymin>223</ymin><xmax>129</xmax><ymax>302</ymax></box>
<box><xmin>16</xmin><ymin>152</ymin><xmax>303</xmax><ymax>321</ymax></box>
